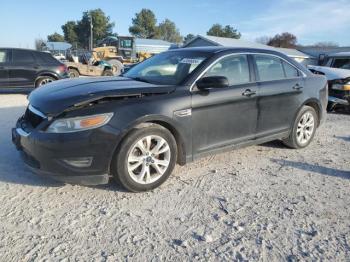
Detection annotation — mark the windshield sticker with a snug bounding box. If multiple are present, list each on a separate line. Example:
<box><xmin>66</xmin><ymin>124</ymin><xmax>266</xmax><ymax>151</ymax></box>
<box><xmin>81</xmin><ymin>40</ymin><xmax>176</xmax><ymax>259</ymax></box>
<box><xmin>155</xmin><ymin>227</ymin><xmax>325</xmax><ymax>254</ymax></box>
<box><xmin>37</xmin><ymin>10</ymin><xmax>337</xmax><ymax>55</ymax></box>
<box><xmin>180</xmin><ymin>58</ymin><xmax>203</xmax><ymax>65</ymax></box>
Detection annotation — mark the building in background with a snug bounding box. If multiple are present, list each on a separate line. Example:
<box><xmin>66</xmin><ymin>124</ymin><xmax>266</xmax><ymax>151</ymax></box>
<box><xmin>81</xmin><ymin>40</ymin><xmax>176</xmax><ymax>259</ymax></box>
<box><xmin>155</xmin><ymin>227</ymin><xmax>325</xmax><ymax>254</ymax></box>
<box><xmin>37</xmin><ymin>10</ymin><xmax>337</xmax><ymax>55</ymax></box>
<box><xmin>183</xmin><ymin>35</ymin><xmax>316</xmax><ymax>66</ymax></box>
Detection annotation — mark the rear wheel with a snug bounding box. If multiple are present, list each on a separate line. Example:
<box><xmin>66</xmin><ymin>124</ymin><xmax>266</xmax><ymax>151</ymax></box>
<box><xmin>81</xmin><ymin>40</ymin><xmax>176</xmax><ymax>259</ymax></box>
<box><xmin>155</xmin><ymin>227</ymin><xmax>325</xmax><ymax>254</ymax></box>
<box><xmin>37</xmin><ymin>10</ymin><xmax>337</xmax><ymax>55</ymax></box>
<box><xmin>108</xmin><ymin>59</ymin><xmax>124</xmax><ymax>76</ymax></box>
<box><xmin>112</xmin><ymin>124</ymin><xmax>177</xmax><ymax>192</ymax></box>
<box><xmin>102</xmin><ymin>70</ymin><xmax>114</xmax><ymax>76</ymax></box>
<box><xmin>68</xmin><ymin>68</ymin><xmax>79</xmax><ymax>78</ymax></box>
<box><xmin>35</xmin><ymin>76</ymin><xmax>55</xmax><ymax>87</ymax></box>
<box><xmin>283</xmin><ymin>106</ymin><xmax>318</xmax><ymax>149</ymax></box>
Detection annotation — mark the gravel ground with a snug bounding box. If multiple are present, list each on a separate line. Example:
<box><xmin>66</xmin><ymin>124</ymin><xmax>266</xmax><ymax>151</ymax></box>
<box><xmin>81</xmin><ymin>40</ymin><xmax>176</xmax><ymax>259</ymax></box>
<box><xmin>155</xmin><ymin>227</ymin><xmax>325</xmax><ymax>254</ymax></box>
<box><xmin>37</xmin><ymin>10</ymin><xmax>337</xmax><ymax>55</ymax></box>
<box><xmin>0</xmin><ymin>94</ymin><xmax>349</xmax><ymax>261</ymax></box>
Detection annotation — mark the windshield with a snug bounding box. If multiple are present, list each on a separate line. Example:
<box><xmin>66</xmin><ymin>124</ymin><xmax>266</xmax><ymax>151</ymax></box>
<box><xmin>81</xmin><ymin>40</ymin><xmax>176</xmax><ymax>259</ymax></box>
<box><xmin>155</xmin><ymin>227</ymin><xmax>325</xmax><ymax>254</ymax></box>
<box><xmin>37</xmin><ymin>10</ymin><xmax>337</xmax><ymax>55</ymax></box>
<box><xmin>124</xmin><ymin>51</ymin><xmax>210</xmax><ymax>85</ymax></box>
<box><xmin>333</xmin><ymin>58</ymin><xmax>350</xmax><ymax>70</ymax></box>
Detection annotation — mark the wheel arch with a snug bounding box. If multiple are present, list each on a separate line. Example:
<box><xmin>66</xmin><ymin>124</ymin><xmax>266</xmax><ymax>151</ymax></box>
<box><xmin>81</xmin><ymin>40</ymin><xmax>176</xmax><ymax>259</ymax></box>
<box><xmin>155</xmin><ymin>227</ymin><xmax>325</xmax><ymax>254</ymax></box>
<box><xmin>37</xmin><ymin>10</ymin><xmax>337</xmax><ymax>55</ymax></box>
<box><xmin>110</xmin><ymin>116</ymin><xmax>188</xmax><ymax>167</ymax></box>
<box><xmin>67</xmin><ymin>66</ymin><xmax>80</xmax><ymax>75</ymax></box>
<box><xmin>301</xmin><ymin>98</ymin><xmax>322</xmax><ymax>127</ymax></box>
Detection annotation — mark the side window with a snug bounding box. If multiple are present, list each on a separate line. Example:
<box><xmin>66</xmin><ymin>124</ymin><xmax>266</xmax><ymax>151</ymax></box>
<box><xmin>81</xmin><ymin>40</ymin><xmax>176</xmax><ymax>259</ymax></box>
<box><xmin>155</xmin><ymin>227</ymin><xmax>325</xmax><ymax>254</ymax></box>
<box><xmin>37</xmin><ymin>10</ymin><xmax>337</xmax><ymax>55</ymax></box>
<box><xmin>282</xmin><ymin>61</ymin><xmax>299</xmax><ymax>78</ymax></box>
<box><xmin>204</xmin><ymin>54</ymin><xmax>250</xmax><ymax>85</ymax></box>
<box><xmin>254</xmin><ymin>55</ymin><xmax>285</xmax><ymax>81</ymax></box>
<box><xmin>34</xmin><ymin>52</ymin><xmax>57</xmax><ymax>64</ymax></box>
<box><xmin>12</xmin><ymin>50</ymin><xmax>35</xmax><ymax>63</ymax></box>
<box><xmin>0</xmin><ymin>50</ymin><xmax>8</xmax><ymax>63</ymax></box>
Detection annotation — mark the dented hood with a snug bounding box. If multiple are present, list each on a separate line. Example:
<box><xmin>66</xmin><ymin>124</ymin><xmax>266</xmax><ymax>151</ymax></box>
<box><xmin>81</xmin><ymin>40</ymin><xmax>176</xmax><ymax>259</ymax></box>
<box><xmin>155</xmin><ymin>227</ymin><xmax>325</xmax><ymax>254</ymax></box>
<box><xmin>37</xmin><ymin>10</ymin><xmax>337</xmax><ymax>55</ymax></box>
<box><xmin>308</xmin><ymin>65</ymin><xmax>350</xmax><ymax>81</ymax></box>
<box><xmin>28</xmin><ymin>76</ymin><xmax>176</xmax><ymax>115</ymax></box>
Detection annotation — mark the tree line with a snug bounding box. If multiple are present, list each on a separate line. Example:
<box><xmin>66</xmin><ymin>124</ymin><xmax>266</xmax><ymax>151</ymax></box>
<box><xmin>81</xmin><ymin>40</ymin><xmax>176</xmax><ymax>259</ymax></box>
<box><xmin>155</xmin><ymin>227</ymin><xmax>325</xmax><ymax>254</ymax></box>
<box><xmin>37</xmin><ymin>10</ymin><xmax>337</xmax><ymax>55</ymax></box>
<box><xmin>38</xmin><ymin>8</ymin><xmax>339</xmax><ymax>50</ymax></box>
<box><xmin>39</xmin><ymin>8</ymin><xmax>242</xmax><ymax>50</ymax></box>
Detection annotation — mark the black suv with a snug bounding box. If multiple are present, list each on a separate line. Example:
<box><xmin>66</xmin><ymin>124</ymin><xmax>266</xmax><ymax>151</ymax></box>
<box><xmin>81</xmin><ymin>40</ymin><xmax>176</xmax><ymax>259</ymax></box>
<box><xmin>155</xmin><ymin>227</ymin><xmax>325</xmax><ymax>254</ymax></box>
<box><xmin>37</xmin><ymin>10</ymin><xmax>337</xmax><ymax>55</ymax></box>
<box><xmin>12</xmin><ymin>47</ymin><xmax>328</xmax><ymax>192</ymax></box>
<box><xmin>0</xmin><ymin>48</ymin><xmax>69</xmax><ymax>90</ymax></box>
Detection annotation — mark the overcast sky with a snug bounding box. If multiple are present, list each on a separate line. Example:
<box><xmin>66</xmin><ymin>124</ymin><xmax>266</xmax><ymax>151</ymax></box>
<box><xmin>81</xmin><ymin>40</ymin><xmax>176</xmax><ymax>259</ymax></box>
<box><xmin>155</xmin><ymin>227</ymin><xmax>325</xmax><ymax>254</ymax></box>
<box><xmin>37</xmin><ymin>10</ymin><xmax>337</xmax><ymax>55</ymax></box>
<box><xmin>1</xmin><ymin>0</ymin><xmax>349</xmax><ymax>48</ymax></box>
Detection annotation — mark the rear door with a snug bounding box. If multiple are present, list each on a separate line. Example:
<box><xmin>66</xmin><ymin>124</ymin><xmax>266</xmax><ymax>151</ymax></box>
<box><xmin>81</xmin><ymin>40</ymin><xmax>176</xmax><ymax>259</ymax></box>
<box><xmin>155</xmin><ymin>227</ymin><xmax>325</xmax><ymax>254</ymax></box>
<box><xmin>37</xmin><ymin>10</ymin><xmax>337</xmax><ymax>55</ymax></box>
<box><xmin>8</xmin><ymin>49</ymin><xmax>38</xmax><ymax>87</ymax></box>
<box><xmin>253</xmin><ymin>54</ymin><xmax>304</xmax><ymax>137</ymax></box>
<box><xmin>191</xmin><ymin>54</ymin><xmax>259</xmax><ymax>156</ymax></box>
<box><xmin>0</xmin><ymin>49</ymin><xmax>9</xmax><ymax>88</ymax></box>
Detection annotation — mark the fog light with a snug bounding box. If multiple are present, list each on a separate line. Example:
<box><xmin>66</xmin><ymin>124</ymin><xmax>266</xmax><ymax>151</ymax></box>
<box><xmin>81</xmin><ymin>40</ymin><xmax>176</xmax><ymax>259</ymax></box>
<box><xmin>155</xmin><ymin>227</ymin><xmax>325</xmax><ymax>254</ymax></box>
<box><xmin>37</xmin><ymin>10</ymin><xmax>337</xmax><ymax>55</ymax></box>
<box><xmin>62</xmin><ymin>157</ymin><xmax>93</xmax><ymax>168</ymax></box>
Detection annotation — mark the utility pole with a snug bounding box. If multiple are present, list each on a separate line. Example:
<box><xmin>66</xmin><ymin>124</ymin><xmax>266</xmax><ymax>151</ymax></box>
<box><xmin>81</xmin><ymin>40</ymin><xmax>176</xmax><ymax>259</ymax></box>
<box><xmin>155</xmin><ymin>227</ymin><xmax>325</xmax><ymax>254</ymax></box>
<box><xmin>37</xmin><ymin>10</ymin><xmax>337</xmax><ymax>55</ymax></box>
<box><xmin>89</xmin><ymin>13</ymin><xmax>93</xmax><ymax>51</ymax></box>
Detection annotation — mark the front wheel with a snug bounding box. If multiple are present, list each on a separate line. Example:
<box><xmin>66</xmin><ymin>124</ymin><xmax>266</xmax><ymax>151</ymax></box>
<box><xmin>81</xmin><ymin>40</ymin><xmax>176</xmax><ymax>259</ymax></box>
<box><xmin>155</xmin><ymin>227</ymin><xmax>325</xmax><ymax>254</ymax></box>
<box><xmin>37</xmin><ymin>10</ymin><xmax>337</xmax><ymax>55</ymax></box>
<box><xmin>283</xmin><ymin>106</ymin><xmax>318</xmax><ymax>149</ymax></box>
<box><xmin>112</xmin><ymin>124</ymin><xmax>177</xmax><ymax>192</ymax></box>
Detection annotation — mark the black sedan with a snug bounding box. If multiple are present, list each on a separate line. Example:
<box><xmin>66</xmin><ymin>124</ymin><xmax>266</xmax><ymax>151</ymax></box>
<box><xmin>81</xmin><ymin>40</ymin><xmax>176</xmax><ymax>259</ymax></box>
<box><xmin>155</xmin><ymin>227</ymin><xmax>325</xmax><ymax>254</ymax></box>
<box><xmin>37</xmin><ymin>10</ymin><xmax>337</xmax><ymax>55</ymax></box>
<box><xmin>0</xmin><ymin>48</ymin><xmax>69</xmax><ymax>90</ymax></box>
<box><xmin>12</xmin><ymin>47</ymin><xmax>328</xmax><ymax>192</ymax></box>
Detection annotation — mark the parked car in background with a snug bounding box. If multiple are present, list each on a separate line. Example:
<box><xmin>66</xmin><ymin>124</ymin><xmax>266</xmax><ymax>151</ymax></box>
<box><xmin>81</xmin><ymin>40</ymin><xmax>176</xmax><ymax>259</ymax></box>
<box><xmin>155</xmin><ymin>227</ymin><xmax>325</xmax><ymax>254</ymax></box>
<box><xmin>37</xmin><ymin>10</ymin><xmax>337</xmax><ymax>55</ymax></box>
<box><xmin>65</xmin><ymin>53</ymin><xmax>115</xmax><ymax>78</ymax></box>
<box><xmin>308</xmin><ymin>65</ymin><xmax>350</xmax><ymax>111</ymax></box>
<box><xmin>322</xmin><ymin>52</ymin><xmax>350</xmax><ymax>70</ymax></box>
<box><xmin>12</xmin><ymin>47</ymin><xmax>328</xmax><ymax>192</ymax></box>
<box><xmin>0</xmin><ymin>48</ymin><xmax>69</xmax><ymax>90</ymax></box>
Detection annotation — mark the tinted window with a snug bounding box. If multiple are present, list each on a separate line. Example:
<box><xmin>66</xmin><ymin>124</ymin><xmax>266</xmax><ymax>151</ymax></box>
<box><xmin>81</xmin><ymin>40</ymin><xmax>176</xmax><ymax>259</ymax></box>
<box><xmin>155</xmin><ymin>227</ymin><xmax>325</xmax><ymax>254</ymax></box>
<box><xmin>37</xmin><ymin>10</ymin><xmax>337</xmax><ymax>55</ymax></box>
<box><xmin>13</xmin><ymin>50</ymin><xmax>35</xmax><ymax>63</ymax></box>
<box><xmin>34</xmin><ymin>52</ymin><xmax>58</xmax><ymax>64</ymax></box>
<box><xmin>255</xmin><ymin>55</ymin><xmax>285</xmax><ymax>81</ymax></box>
<box><xmin>204</xmin><ymin>54</ymin><xmax>250</xmax><ymax>85</ymax></box>
<box><xmin>0</xmin><ymin>50</ymin><xmax>8</xmax><ymax>63</ymax></box>
<box><xmin>333</xmin><ymin>58</ymin><xmax>350</xmax><ymax>70</ymax></box>
<box><xmin>283</xmin><ymin>61</ymin><xmax>299</xmax><ymax>78</ymax></box>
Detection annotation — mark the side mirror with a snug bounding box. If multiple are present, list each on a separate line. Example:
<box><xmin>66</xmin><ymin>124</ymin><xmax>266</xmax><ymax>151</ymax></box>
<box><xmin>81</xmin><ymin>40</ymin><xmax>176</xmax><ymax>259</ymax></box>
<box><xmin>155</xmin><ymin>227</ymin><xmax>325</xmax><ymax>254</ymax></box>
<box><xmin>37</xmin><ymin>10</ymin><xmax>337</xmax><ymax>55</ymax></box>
<box><xmin>196</xmin><ymin>76</ymin><xmax>229</xmax><ymax>90</ymax></box>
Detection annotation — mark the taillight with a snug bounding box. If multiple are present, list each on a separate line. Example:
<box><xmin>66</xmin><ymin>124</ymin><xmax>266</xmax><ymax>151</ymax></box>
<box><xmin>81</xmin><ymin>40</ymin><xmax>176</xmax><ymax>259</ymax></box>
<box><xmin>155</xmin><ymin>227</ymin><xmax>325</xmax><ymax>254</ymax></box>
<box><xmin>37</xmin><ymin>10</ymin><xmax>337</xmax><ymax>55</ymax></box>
<box><xmin>58</xmin><ymin>65</ymin><xmax>68</xmax><ymax>73</ymax></box>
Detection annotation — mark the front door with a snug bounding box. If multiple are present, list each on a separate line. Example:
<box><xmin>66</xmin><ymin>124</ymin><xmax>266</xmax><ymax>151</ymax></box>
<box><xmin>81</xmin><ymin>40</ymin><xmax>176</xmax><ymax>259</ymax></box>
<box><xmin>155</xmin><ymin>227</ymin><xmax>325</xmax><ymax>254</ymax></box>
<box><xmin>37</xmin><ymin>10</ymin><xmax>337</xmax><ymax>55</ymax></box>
<box><xmin>0</xmin><ymin>49</ymin><xmax>9</xmax><ymax>88</ymax></box>
<box><xmin>253</xmin><ymin>54</ymin><xmax>305</xmax><ymax>137</ymax></box>
<box><xmin>191</xmin><ymin>54</ymin><xmax>258</xmax><ymax>157</ymax></box>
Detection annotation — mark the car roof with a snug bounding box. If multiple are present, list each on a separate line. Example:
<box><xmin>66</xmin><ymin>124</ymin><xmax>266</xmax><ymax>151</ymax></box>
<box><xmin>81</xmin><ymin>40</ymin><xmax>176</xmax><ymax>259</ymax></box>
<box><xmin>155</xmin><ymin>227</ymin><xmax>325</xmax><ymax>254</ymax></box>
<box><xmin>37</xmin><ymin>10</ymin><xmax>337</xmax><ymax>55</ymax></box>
<box><xmin>328</xmin><ymin>52</ymin><xmax>350</xmax><ymax>58</ymax></box>
<box><xmin>0</xmin><ymin>47</ymin><xmax>47</xmax><ymax>54</ymax></box>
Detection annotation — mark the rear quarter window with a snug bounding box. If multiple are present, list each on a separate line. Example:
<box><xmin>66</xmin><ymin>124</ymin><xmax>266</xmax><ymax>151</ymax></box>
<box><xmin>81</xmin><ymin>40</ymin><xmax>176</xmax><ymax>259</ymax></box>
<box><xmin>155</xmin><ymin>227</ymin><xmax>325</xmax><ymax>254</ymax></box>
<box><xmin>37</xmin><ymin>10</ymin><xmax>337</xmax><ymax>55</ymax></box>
<box><xmin>34</xmin><ymin>52</ymin><xmax>60</xmax><ymax>65</ymax></box>
<box><xmin>282</xmin><ymin>61</ymin><xmax>299</xmax><ymax>78</ymax></box>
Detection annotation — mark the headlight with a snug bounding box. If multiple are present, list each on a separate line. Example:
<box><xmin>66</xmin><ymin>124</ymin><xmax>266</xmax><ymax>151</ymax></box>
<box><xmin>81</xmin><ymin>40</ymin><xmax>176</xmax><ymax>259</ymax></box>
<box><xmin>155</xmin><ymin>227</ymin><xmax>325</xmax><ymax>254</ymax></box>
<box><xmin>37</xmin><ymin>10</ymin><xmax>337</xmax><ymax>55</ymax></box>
<box><xmin>333</xmin><ymin>83</ymin><xmax>350</xmax><ymax>91</ymax></box>
<box><xmin>46</xmin><ymin>113</ymin><xmax>114</xmax><ymax>133</ymax></box>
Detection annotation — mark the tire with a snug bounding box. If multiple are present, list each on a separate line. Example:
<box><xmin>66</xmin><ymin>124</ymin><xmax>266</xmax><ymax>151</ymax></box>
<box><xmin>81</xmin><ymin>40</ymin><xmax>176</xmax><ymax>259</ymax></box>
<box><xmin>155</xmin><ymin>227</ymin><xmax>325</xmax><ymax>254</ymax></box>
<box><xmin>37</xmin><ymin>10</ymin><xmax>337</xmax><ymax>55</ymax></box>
<box><xmin>68</xmin><ymin>68</ymin><xmax>79</xmax><ymax>78</ymax></box>
<box><xmin>35</xmin><ymin>76</ymin><xmax>55</xmax><ymax>87</ymax></box>
<box><xmin>102</xmin><ymin>70</ymin><xmax>114</xmax><ymax>76</ymax></box>
<box><xmin>283</xmin><ymin>106</ymin><xmax>318</xmax><ymax>149</ymax></box>
<box><xmin>112</xmin><ymin>124</ymin><xmax>177</xmax><ymax>192</ymax></box>
<box><xmin>108</xmin><ymin>59</ymin><xmax>124</xmax><ymax>76</ymax></box>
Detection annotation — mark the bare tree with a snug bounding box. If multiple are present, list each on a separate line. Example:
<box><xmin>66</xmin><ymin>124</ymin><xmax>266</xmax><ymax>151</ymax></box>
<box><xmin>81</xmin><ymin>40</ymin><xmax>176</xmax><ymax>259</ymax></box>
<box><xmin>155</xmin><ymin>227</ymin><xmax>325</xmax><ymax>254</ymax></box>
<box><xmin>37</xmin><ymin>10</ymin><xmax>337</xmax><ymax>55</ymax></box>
<box><xmin>34</xmin><ymin>38</ymin><xmax>46</xmax><ymax>51</ymax></box>
<box><xmin>267</xmin><ymin>32</ymin><xmax>297</xmax><ymax>48</ymax></box>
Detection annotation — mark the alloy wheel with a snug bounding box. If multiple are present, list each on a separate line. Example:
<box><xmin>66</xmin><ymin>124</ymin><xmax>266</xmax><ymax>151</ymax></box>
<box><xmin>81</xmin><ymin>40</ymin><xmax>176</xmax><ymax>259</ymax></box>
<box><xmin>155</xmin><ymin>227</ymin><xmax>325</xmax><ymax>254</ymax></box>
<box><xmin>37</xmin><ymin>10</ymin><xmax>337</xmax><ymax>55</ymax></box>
<box><xmin>39</xmin><ymin>78</ymin><xmax>53</xmax><ymax>86</ymax></box>
<box><xmin>127</xmin><ymin>135</ymin><xmax>171</xmax><ymax>185</ymax></box>
<box><xmin>296</xmin><ymin>112</ymin><xmax>315</xmax><ymax>145</ymax></box>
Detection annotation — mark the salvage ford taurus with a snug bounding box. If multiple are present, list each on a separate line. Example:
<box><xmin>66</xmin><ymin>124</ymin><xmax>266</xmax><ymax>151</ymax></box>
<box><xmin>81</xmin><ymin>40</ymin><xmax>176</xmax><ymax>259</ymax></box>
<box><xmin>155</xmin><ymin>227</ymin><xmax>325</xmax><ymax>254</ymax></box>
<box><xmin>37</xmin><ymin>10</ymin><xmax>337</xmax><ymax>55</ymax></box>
<box><xmin>12</xmin><ymin>47</ymin><xmax>328</xmax><ymax>192</ymax></box>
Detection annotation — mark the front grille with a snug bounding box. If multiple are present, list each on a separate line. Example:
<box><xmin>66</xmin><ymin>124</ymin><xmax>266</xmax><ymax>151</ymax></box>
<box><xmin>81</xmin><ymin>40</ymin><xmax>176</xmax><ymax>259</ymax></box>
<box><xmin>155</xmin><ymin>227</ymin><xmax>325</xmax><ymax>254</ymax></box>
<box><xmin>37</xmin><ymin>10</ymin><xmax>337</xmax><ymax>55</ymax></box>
<box><xmin>23</xmin><ymin>105</ymin><xmax>45</xmax><ymax>128</ymax></box>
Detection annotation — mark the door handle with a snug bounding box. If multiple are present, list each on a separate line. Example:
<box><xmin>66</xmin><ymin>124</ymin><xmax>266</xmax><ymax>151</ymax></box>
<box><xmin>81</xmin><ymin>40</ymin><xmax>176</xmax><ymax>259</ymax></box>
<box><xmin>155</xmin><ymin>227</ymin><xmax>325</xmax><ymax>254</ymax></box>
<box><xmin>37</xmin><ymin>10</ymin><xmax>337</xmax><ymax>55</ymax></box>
<box><xmin>293</xmin><ymin>84</ymin><xmax>303</xmax><ymax>90</ymax></box>
<box><xmin>242</xmin><ymin>89</ymin><xmax>256</xmax><ymax>97</ymax></box>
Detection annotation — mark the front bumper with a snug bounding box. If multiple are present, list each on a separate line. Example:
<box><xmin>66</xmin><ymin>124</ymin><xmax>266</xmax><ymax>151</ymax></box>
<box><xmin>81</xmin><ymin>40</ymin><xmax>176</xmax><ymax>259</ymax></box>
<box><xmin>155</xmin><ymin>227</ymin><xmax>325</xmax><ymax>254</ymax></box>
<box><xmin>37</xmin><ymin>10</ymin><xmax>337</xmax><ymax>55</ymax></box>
<box><xmin>12</xmin><ymin>119</ymin><xmax>121</xmax><ymax>186</ymax></box>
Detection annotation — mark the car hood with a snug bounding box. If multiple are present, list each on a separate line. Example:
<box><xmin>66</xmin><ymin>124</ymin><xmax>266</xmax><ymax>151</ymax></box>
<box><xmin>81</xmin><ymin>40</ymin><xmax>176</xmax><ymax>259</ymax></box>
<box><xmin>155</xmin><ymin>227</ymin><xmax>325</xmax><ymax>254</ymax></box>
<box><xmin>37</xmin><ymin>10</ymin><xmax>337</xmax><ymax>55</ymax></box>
<box><xmin>28</xmin><ymin>77</ymin><xmax>176</xmax><ymax>116</ymax></box>
<box><xmin>308</xmin><ymin>65</ymin><xmax>350</xmax><ymax>81</ymax></box>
